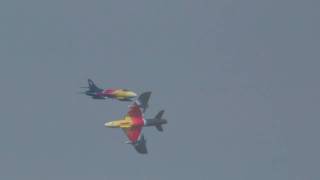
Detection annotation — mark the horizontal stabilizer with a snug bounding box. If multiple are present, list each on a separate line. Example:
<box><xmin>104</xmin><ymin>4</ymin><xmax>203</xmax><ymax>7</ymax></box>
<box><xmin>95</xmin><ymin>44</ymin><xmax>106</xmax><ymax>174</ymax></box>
<box><xmin>155</xmin><ymin>125</ymin><xmax>163</xmax><ymax>132</ymax></box>
<box><xmin>155</xmin><ymin>110</ymin><xmax>164</xmax><ymax>119</ymax></box>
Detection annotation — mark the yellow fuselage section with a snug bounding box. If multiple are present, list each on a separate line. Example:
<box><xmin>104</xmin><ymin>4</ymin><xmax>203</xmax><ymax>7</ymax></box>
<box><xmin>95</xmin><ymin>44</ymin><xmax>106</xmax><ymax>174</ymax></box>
<box><xmin>113</xmin><ymin>90</ymin><xmax>137</xmax><ymax>99</ymax></box>
<box><xmin>105</xmin><ymin>116</ymin><xmax>133</xmax><ymax>128</ymax></box>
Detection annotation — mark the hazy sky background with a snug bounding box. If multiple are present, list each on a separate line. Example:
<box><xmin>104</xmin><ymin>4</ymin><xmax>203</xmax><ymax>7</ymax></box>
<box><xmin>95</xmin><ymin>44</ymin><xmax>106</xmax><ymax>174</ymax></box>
<box><xmin>0</xmin><ymin>0</ymin><xmax>319</xmax><ymax>179</ymax></box>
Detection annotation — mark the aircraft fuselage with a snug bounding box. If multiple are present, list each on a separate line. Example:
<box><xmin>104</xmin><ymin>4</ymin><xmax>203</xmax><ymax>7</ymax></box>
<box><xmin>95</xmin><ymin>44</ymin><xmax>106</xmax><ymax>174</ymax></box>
<box><xmin>86</xmin><ymin>89</ymin><xmax>137</xmax><ymax>100</ymax></box>
<box><xmin>82</xmin><ymin>79</ymin><xmax>137</xmax><ymax>101</ymax></box>
<box><xmin>105</xmin><ymin>117</ymin><xmax>167</xmax><ymax>129</ymax></box>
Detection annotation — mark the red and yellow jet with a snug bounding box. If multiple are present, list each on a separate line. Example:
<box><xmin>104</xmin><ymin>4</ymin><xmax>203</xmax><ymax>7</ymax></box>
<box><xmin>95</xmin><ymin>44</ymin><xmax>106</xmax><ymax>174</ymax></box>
<box><xmin>104</xmin><ymin>92</ymin><xmax>167</xmax><ymax>154</ymax></box>
<box><xmin>81</xmin><ymin>79</ymin><xmax>137</xmax><ymax>101</ymax></box>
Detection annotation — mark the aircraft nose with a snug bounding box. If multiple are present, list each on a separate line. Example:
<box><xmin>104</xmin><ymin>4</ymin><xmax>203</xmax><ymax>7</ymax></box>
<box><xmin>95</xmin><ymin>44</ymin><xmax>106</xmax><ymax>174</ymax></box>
<box><xmin>130</xmin><ymin>92</ymin><xmax>137</xmax><ymax>97</ymax></box>
<box><xmin>104</xmin><ymin>122</ymin><xmax>112</xmax><ymax>127</ymax></box>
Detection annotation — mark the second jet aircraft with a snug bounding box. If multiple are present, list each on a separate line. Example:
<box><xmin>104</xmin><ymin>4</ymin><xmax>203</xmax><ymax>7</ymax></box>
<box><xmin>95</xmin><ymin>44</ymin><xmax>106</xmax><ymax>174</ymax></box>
<box><xmin>81</xmin><ymin>79</ymin><xmax>137</xmax><ymax>101</ymax></box>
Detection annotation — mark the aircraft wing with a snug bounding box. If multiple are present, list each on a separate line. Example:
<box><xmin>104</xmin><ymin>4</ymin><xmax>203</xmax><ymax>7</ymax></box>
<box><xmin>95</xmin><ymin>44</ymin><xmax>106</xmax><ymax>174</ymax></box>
<box><xmin>123</xmin><ymin>101</ymin><xmax>144</xmax><ymax>143</ymax></box>
<box><xmin>137</xmin><ymin>91</ymin><xmax>151</xmax><ymax>112</ymax></box>
<box><xmin>123</xmin><ymin>95</ymin><xmax>148</xmax><ymax>154</ymax></box>
<box><xmin>92</xmin><ymin>96</ymin><xmax>106</xmax><ymax>99</ymax></box>
<box><xmin>122</xmin><ymin>127</ymin><xmax>142</xmax><ymax>143</ymax></box>
<box><xmin>133</xmin><ymin>134</ymin><xmax>147</xmax><ymax>154</ymax></box>
<box><xmin>122</xmin><ymin>128</ymin><xmax>147</xmax><ymax>154</ymax></box>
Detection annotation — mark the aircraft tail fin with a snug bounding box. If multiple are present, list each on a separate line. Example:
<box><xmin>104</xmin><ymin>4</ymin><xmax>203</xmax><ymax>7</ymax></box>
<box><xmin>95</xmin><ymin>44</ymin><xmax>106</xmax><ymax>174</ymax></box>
<box><xmin>155</xmin><ymin>110</ymin><xmax>164</xmax><ymax>119</ymax></box>
<box><xmin>87</xmin><ymin>79</ymin><xmax>102</xmax><ymax>92</ymax></box>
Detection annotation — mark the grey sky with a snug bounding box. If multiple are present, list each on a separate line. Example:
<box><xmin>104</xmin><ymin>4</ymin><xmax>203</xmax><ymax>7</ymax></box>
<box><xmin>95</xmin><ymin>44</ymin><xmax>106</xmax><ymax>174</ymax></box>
<box><xmin>0</xmin><ymin>0</ymin><xmax>319</xmax><ymax>179</ymax></box>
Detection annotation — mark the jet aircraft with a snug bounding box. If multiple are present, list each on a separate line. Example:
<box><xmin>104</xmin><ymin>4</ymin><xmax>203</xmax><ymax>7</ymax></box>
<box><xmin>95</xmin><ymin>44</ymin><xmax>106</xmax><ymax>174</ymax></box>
<box><xmin>104</xmin><ymin>92</ymin><xmax>167</xmax><ymax>154</ymax></box>
<box><xmin>81</xmin><ymin>79</ymin><xmax>137</xmax><ymax>101</ymax></box>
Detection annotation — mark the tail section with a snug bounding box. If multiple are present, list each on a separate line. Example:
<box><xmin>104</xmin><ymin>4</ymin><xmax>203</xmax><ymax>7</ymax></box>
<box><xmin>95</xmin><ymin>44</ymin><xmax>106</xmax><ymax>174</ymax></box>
<box><xmin>145</xmin><ymin>110</ymin><xmax>167</xmax><ymax>132</ymax></box>
<box><xmin>154</xmin><ymin>110</ymin><xmax>166</xmax><ymax>132</ymax></box>
<box><xmin>87</xmin><ymin>79</ymin><xmax>103</xmax><ymax>92</ymax></box>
